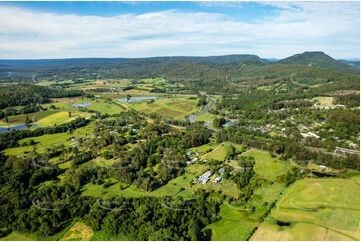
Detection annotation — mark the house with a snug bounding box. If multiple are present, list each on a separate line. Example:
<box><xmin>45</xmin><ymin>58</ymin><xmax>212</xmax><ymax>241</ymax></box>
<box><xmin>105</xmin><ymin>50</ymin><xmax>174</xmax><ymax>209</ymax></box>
<box><xmin>319</xmin><ymin>165</ymin><xmax>327</xmax><ymax>171</ymax></box>
<box><xmin>214</xmin><ymin>176</ymin><xmax>222</xmax><ymax>183</ymax></box>
<box><xmin>218</xmin><ymin>167</ymin><xmax>225</xmax><ymax>174</ymax></box>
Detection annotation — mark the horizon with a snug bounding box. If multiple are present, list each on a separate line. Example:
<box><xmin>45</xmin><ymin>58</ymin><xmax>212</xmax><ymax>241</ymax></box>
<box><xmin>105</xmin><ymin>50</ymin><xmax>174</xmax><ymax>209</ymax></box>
<box><xmin>0</xmin><ymin>1</ymin><xmax>359</xmax><ymax>59</ymax></box>
<box><xmin>0</xmin><ymin>51</ymin><xmax>359</xmax><ymax>61</ymax></box>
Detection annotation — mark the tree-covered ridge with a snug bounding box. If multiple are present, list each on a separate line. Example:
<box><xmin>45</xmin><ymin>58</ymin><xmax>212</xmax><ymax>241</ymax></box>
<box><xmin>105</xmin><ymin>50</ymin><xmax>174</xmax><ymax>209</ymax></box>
<box><xmin>0</xmin><ymin>84</ymin><xmax>83</xmax><ymax>109</ymax></box>
<box><xmin>0</xmin><ymin>52</ymin><xmax>358</xmax><ymax>83</ymax></box>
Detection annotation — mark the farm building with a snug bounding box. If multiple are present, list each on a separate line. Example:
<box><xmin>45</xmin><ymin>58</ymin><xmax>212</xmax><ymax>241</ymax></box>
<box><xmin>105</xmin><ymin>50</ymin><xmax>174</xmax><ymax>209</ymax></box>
<box><xmin>194</xmin><ymin>171</ymin><xmax>212</xmax><ymax>184</ymax></box>
<box><xmin>214</xmin><ymin>176</ymin><xmax>222</xmax><ymax>183</ymax></box>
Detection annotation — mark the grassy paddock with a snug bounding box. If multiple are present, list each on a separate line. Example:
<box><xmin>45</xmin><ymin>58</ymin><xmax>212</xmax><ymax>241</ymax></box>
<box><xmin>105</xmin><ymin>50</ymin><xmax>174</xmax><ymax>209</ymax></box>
<box><xmin>127</xmin><ymin>96</ymin><xmax>198</xmax><ymax>119</ymax></box>
<box><xmin>82</xmin><ymin>173</ymin><xmax>196</xmax><ymax>199</ymax></box>
<box><xmin>242</xmin><ymin>149</ymin><xmax>290</xmax><ymax>181</ymax></box>
<box><xmin>3</xmin><ymin>124</ymin><xmax>93</xmax><ymax>156</ymax></box>
<box><xmin>252</xmin><ymin>178</ymin><xmax>360</xmax><ymax>241</ymax></box>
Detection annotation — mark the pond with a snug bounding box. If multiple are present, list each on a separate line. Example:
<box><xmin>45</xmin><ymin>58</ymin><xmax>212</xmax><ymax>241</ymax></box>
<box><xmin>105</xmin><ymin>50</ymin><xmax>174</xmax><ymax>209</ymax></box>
<box><xmin>117</xmin><ymin>96</ymin><xmax>159</xmax><ymax>103</ymax></box>
<box><xmin>0</xmin><ymin>123</ymin><xmax>38</xmax><ymax>133</ymax></box>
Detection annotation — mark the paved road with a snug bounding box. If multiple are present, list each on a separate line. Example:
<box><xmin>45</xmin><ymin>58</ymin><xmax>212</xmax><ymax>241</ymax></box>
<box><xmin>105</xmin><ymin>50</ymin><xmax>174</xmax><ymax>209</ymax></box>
<box><xmin>187</xmin><ymin>91</ymin><xmax>216</xmax><ymax>123</ymax></box>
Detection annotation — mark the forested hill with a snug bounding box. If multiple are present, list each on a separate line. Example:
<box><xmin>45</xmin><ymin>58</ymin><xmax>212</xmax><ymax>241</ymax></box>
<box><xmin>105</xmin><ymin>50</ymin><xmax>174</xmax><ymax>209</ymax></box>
<box><xmin>0</xmin><ymin>52</ymin><xmax>358</xmax><ymax>82</ymax></box>
<box><xmin>278</xmin><ymin>51</ymin><xmax>359</xmax><ymax>74</ymax></box>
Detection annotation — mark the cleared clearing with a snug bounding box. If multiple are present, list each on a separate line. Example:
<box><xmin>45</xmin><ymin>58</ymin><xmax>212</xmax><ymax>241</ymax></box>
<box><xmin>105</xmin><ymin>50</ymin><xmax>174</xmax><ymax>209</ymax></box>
<box><xmin>127</xmin><ymin>97</ymin><xmax>198</xmax><ymax>119</ymax></box>
<box><xmin>60</xmin><ymin>222</ymin><xmax>93</xmax><ymax>241</ymax></box>
<box><xmin>313</xmin><ymin>96</ymin><xmax>334</xmax><ymax>107</ymax></box>
<box><xmin>242</xmin><ymin>149</ymin><xmax>290</xmax><ymax>181</ymax></box>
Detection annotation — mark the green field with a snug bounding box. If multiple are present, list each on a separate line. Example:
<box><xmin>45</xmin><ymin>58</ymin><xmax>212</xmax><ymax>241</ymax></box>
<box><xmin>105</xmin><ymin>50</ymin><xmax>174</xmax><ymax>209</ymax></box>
<box><xmin>0</xmin><ymin>110</ymin><xmax>59</xmax><ymax>126</ymax></box>
<box><xmin>242</xmin><ymin>149</ymin><xmax>291</xmax><ymax>181</ymax></box>
<box><xmin>35</xmin><ymin>111</ymin><xmax>90</xmax><ymax>126</ymax></box>
<box><xmin>205</xmin><ymin>148</ymin><xmax>291</xmax><ymax>241</ymax></box>
<box><xmin>0</xmin><ymin>232</ymin><xmax>31</xmax><ymax>241</ymax></box>
<box><xmin>201</xmin><ymin>143</ymin><xmax>232</xmax><ymax>161</ymax></box>
<box><xmin>80</xmin><ymin>99</ymin><xmax>125</xmax><ymax>114</ymax></box>
<box><xmin>82</xmin><ymin>173</ymin><xmax>196</xmax><ymax>199</ymax></box>
<box><xmin>195</xmin><ymin>112</ymin><xmax>219</xmax><ymax>122</ymax></box>
<box><xmin>200</xmin><ymin>142</ymin><xmax>243</xmax><ymax>161</ymax></box>
<box><xmin>127</xmin><ymin>96</ymin><xmax>198</xmax><ymax>119</ymax></box>
<box><xmin>190</xmin><ymin>143</ymin><xmax>219</xmax><ymax>154</ymax></box>
<box><xmin>3</xmin><ymin>124</ymin><xmax>93</xmax><ymax>156</ymax></box>
<box><xmin>205</xmin><ymin>203</ymin><xmax>259</xmax><ymax>240</ymax></box>
<box><xmin>252</xmin><ymin>178</ymin><xmax>360</xmax><ymax>241</ymax></box>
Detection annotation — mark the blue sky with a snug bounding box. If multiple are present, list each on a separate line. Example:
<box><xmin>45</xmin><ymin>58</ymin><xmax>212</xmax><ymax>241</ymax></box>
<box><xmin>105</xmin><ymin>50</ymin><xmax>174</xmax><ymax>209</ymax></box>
<box><xmin>0</xmin><ymin>1</ymin><xmax>359</xmax><ymax>59</ymax></box>
<box><xmin>1</xmin><ymin>1</ymin><xmax>280</xmax><ymax>20</ymax></box>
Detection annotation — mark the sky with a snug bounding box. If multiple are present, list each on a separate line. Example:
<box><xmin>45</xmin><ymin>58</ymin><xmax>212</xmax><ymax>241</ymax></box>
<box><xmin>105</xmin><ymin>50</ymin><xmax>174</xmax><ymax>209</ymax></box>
<box><xmin>0</xmin><ymin>1</ymin><xmax>359</xmax><ymax>59</ymax></box>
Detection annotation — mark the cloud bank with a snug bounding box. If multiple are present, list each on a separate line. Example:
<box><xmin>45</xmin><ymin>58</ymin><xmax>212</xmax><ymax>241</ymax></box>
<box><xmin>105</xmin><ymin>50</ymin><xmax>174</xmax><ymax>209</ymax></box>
<box><xmin>0</xmin><ymin>1</ymin><xmax>359</xmax><ymax>59</ymax></box>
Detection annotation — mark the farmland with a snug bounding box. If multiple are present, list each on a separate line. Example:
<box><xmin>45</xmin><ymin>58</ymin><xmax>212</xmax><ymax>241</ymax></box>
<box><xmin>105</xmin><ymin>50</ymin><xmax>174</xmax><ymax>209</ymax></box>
<box><xmin>127</xmin><ymin>96</ymin><xmax>199</xmax><ymax>119</ymax></box>
<box><xmin>251</xmin><ymin>178</ymin><xmax>360</xmax><ymax>241</ymax></box>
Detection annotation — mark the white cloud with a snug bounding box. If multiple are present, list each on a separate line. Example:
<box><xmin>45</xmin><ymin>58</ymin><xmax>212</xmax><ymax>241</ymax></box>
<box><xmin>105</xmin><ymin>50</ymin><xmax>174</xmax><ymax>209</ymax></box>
<box><xmin>0</xmin><ymin>2</ymin><xmax>359</xmax><ymax>59</ymax></box>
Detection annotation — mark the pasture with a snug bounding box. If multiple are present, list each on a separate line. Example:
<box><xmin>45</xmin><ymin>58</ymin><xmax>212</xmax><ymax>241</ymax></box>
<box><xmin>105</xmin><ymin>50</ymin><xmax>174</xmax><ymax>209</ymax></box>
<box><xmin>201</xmin><ymin>143</ymin><xmax>232</xmax><ymax>161</ymax></box>
<box><xmin>252</xmin><ymin>178</ymin><xmax>360</xmax><ymax>241</ymax></box>
<box><xmin>127</xmin><ymin>96</ymin><xmax>198</xmax><ymax>119</ymax></box>
<box><xmin>3</xmin><ymin>124</ymin><xmax>93</xmax><ymax>156</ymax></box>
<box><xmin>206</xmin><ymin>181</ymin><xmax>287</xmax><ymax>241</ymax></box>
<box><xmin>0</xmin><ymin>110</ymin><xmax>58</xmax><ymax>126</ymax></box>
<box><xmin>0</xmin><ymin>232</ymin><xmax>31</xmax><ymax>241</ymax></box>
<box><xmin>205</xmin><ymin>203</ymin><xmax>258</xmax><ymax>241</ymax></box>
<box><xmin>35</xmin><ymin>111</ymin><xmax>90</xmax><ymax>126</ymax></box>
<box><xmin>190</xmin><ymin>143</ymin><xmax>219</xmax><ymax>154</ymax></box>
<box><xmin>77</xmin><ymin>99</ymin><xmax>125</xmax><ymax>114</ymax></box>
<box><xmin>242</xmin><ymin>149</ymin><xmax>291</xmax><ymax>181</ymax></box>
<box><xmin>82</xmin><ymin>173</ymin><xmax>196</xmax><ymax>199</ymax></box>
<box><xmin>200</xmin><ymin>142</ymin><xmax>243</xmax><ymax>161</ymax></box>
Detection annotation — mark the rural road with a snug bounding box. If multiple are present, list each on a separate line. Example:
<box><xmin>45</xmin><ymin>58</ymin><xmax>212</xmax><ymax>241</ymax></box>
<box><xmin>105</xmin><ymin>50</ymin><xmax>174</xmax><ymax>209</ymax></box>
<box><xmin>187</xmin><ymin>91</ymin><xmax>216</xmax><ymax>123</ymax></box>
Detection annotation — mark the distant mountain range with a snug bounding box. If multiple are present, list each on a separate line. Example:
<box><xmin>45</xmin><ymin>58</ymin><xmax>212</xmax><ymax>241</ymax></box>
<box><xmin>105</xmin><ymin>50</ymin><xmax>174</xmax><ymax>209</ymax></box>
<box><xmin>0</xmin><ymin>51</ymin><xmax>358</xmax><ymax>82</ymax></box>
<box><xmin>338</xmin><ymin>59</ymin><xmax>360</xmax><ymax>68</ymax></box>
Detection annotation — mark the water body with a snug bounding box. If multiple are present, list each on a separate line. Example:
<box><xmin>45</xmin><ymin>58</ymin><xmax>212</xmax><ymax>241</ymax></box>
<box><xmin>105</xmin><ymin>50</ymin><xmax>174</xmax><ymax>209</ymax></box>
<box><xmin>72</xmin><ymin>102</ymin><xmax>92</xmax><ymax>108</ymax></box>
<box><xmin>0</xmin><ymin>123</ymin><xmax>38</xmax><ymax>133</ymax></box>
<box><xmin>117</xmin><ymin>96</ymin><xmax>159</xmax><ymax>103</ymax></box>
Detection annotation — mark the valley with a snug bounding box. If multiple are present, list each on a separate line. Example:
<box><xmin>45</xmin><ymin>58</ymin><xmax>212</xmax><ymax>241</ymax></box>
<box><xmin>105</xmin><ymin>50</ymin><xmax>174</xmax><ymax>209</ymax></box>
<box><xmin>0</xmin><ymin>51</ymin><xmax>359</xmax><ymax>241</ymax></box>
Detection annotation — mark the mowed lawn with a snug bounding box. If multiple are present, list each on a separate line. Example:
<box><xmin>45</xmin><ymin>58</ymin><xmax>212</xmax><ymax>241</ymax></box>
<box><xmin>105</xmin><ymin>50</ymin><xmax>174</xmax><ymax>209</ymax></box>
<box><xmin>242</xmin><ymin>149</ymin><xmax>291</xmax><ymax>181</ymax></box>
<box><xmin>127</xmin><ymin>97</ymin><xmax>198</xmax><ymax>119</ymax></box>
<box><xmin>252</xmin><ymin>178</ymin><xmax>360</xmax><ymax>241</ymax></box>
